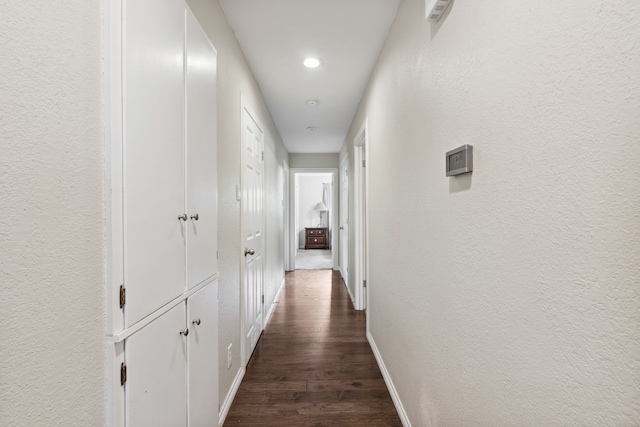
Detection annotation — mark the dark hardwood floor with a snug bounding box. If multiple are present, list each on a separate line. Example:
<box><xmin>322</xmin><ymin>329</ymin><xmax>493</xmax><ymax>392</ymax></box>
<box><xmin>223</xmin><ymin>269</ymin><xmax>402</xmax><ymax>427</ymax></box>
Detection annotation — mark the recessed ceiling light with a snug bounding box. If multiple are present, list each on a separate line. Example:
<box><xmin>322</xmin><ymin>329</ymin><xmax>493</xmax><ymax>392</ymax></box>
<box><xmin>306</xmin><ymin>98</ymin><xmax>319</xmax><ymax>106</ymax></box>
<box><xmin>306</xmin><ymin>126</ymin><xmax>320</xmax><ymax>132</ymax></box>
<box><xmin>303</xmin><ymin>57</ymin><xmax>322</xmax><ymax>68</ymax></box>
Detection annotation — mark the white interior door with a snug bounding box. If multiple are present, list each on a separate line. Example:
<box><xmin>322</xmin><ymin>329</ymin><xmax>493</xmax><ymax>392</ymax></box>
<box><xmin>241</xmin><ymin>104</ymin><xmax>264</xmax><ymax>364</ymax></box>
<box><xmin>187</xmin><ymin>281</ymin><xmax>218</xmax><ymax>427</ymax></box>
<box><xmin>185</xmin><ymin>9</ymin><xmax>217</xmax><ymax>290</ymax></box>
<box><xmin>126</xmin><ymin>303</ymin><xmax>187</xmax><ymax>427</ymax></box>
<box><xmin>340</xmin><ymin>156</ymin><xmax>349</xmax><ymax>285</ymax></box>
<box><xmin>123</xmin><ymin>0</ymin><xmax>186</xmax><ymax>327</ymax></box>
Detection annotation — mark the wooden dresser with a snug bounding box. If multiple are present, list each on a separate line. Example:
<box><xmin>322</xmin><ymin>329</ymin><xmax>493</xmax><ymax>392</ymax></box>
<box><xmin>305</xmin><ymin>227</ymin><xmax>328</xmax><ymax>249</ymax></box>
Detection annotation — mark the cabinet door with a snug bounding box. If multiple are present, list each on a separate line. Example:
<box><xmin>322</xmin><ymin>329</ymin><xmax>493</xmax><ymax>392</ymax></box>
<box><xmin>126</xmin><ymin>303</ymin><xmax>187</xmax><ymax>427</ymax></box>
<box><xmin>187</xmin><ymin>281</ymin><xmax>219</xmax><ymax>427</ymax></box>
<box><xmin>185</xmin><ymin>9</ymin><xmax>218</xmax><ymax>290</ymax></box>
<box><xmin>123</xmin><ymin>0</ymin><xmax>186</xmax><ymax>326</ymax></box>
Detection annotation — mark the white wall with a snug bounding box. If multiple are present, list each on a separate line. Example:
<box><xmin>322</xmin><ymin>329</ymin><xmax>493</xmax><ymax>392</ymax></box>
<box><xmin>344</xmin><ymin>0</ymin><xmax>640</xmax><ymax>425</ymax></box>
<box><xmin>185</xmin><ymin>0</ymin><xmax>288</xmax><ymax>414</ymax></box>
<box><xmin>289</xmin><ymin>153</ymin><xmax>339</xmax><ymax>169</ymax></box>
<box><xmin>297</xmin><ymin>174</ymin><xmax>332</xmax><ymax>248</ymax></box>
<box><xmin>0</xmin><ymin>2</ymin><xmax>106</xmax><ymax>426</ymax></box>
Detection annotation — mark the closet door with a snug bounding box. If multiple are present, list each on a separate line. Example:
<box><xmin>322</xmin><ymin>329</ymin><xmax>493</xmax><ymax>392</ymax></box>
<box><xmin>126</xmin><ymin>303</ymin><xmax>187</xmax><ymax>427</ymax></box>
<box><xmin>187</xmin><ymin>281</ymin><xmax>219</xmax><ymax>427</ymax></box>
<box><xmin>185</xmin><ymin>9</ymin><xmax>218</xmax><ymax>290</ymax></box>
<box><xmin>123</xmin><ymin>0</ymin><xmax>186</xmax><ymax>326</ymax></box>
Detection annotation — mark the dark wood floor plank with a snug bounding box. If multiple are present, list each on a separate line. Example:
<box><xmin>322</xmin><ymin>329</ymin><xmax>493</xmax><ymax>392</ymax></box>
<box><xmin>223</xmin><ymin>270</ymin><xmax>402</xmax><ymax>427</ymax></box>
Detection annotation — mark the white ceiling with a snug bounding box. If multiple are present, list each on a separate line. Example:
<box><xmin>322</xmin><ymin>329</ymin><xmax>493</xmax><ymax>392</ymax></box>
<box><xmin>219</xmin><ymin>0</ymin><xmax>401</xmax><ymax>154</ymax></box>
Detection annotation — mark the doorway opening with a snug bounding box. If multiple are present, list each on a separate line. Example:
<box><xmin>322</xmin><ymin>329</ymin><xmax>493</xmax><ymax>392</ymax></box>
<box><xmin>288</xmin><ymin>169</ymin><xmax>339</xmax><ymax>271</ymax></box>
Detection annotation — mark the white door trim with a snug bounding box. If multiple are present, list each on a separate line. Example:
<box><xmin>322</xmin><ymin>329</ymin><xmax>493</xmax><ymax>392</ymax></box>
<box><xmin>283</xmin><ymin>160</ymin><xmax>291</xmax><ymax>271</ymax></box>
<box><xmin>339</xmin><ymin>154</ymin><xmax>349</xmax><ymax>286</ymax></box>
<box><xmin>288</xmin><ymin>168</ymin><xmax>339</xmax><ymax>271</ymax></box>
<box><xmin>353</xmin><ymin>119</ymin><xmax>369</xmax><ymax>312</ymax></box>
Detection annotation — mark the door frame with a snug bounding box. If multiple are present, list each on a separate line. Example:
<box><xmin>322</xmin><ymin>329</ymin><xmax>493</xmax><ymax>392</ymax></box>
<box><xmin>353</xmin><ymin>120</ymin><xmax>369</xmax><ymax>312</ymax></box>
<box><xmin>288</xmin><ymin>168</ymin><xmax>339</xmax><ymax>271</ymax></box>
<box><xmin>339</xmin><ymin>154</ymin><xmax>349</xmax><ymax>286</ymax></box>
<box><xmin>239</xmin><ymin>94</ymin><xmax>265</xmax><ymax>367</ymax></box>
<box><xmin>283</xmin><ymin>160</ymin><xmax>291</xmax><ymax>271</ymax></box>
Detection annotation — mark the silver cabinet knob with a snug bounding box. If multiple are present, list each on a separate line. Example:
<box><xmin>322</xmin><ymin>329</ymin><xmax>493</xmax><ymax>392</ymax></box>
<box><xmin>244</xmin><ymin>248</ymin><xmax>255</xmax><ymax>256</ymax></box>
<box><xmin>178</xmin><ymin>214</ymin><xmax>187</xmax><ymax>221</ymax></box>
<box><xmin>340</xmin><ymin>226</ymin><xmax>344</xmax><ymax>230</ymax></box>
<box><xmin>192</xmin><ymin>318</ymin><xmax>201</xmax><ymax>326</ymax></box>
<box><xmin>190</xmin><ymin>213</ymin><xmax>199</xmax><ymax>221</ymax></box>
<box><xmin>179</xmin><ymin>328</ymin><xmax>189</xmax><ymax>336</ymax></box>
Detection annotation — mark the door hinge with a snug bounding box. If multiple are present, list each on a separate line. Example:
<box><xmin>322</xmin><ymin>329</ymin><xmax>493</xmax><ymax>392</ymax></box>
<box><xmin>363</xmin><ymin>280</ymin><xmax>367</xmax><ymax>288</ymax></box>
<box><xmin>119</xmin><ymin>285</ymin><xmax>126</xmax><ymax>309</ymax></box>
<box><xmin>261</xmin><ymin>295</ymin><xmax>264</xmax><ymax>304</ymax></box>
<box><xmin>362</xmin><ymin>160</ymin><xmax>366</xmax><ymax>167</ymax></box>
<box><xmin>120</xmin><ymin>362</ymin><xmax>127</xmax><ymax>386</ymax></box>
<box><xmin>262</xmin><ymin>151</ymin><xmax>264</xmax><ymax>161</ymax></box>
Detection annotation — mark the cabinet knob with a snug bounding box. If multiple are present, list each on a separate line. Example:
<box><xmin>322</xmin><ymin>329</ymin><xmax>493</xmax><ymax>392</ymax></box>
<box><xmin>314</xmin><ymin>239</ymin><xmax>317</xmax><ymax>242</ymax></box>
<box><xmin>179</xmin><ymin>328</ymin><xmax>189</xmax><ymax>336</ymax></box>
<box><xmin>190</xmin><ymin>213</ymin><xmax>199</xmax><ymax>221</ymax></box>
<box><xmin>192</xmin><ymin>318</ymin><xmax>201</xmax><ymax>326</ymax></box>
<box><xmin>245</xmin><ymin>248</ymin><xmax>255</xmax><ymax>256</ymax></box>
<box><xmin>178</xmin><ymin>214</ymin><xmax>188</xmax><ymax>221</ymax></box>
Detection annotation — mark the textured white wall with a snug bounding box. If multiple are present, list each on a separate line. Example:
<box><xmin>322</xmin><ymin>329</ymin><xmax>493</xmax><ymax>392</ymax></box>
<box><xmin>0</xmin><ymin>1</ymin><xmax>106</xmax><ymax>426</ymax></box>
<box><xmin>185</xmin><ymin>0</ymin><xmax>288</xmax><ymax>411</ymax></box>
<box><xmin>345</xmin><ymin>0</ymin><xmax>640</xmax><ymax>425</ymax></box>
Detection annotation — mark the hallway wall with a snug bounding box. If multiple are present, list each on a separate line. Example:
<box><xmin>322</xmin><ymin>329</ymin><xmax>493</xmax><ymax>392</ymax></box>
<box><xmin>186</xmin><ymin>0</ymin><xmax>289</xmax><ymax>414</ymax></box>
<box><xmin>0</xmin><ymin>2</ymin><xmax>106</xmax><ymax>426</ymax></box>
<box><xmin>343</xmin><ymin>0</ymin><xmax>640</xmax><ymax>425</ymax></box>
<box><xmin>289</xmin><ymin>153</ymin><xmax>339</xmax><ymax>169</ymax></box>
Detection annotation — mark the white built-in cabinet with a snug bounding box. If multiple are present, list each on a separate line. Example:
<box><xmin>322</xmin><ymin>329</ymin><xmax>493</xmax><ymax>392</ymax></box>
<box><xmin>126</xmin><ymin>284</ymin><xmax>219</xmax><ymax>427</ymax></box>
<box><xmin>107</xmin><ymin>0</ymin><xmax>218</xmax><ymax>425</ymax></box>
<box><xmin>123</xmin><ymin>0</ymin><xmax>218</xmax><ymax>328</ymax></box>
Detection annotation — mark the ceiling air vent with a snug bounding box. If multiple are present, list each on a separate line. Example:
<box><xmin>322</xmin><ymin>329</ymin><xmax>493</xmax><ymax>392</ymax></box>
<box><xmin>425</xmin><ymin>0</ymin><xmax>452</xmax><ymax>22</ymax></box>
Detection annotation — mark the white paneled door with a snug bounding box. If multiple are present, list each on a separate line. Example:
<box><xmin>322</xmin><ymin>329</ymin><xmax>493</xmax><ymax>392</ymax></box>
<box><xmin>241</xmin><ymin>103</ymin><xmax>264</xmax><ymax>365</ymax></box>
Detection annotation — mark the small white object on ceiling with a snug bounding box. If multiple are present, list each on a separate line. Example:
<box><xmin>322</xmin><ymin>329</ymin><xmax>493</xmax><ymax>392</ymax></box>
<box><xmin>425</xmin><ymin>0</ymin><xmax>452</xmax><ymax>22</ymax></box>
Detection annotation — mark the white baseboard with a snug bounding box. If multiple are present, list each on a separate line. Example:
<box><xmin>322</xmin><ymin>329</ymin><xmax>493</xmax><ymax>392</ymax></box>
<box><xmin>219</xmin><ymin>277</ymin><xmax>285</xmax><ymax>426</ymax></box>
<box><xmin>367</xmin><ymin>331</ymin><xmax>411</xmax><ymax>427</ymax></box>
<box><xmin>345</xmin><ymin>280</ymin><xmax>355</xmax><ymax>307</ymax></box>
<box><xmin>218</xmin><ymin>366</ymin><xmax>245</xmax><ymax>427</ymax></box>
<box><xmin>264</xmin><ymin>277</ymin><xmax>286</xmax><ymax>327</ymax></box>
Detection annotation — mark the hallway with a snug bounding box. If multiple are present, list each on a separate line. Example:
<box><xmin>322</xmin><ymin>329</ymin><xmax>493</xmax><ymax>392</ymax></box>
<box><xmin>224</xmin><ymin>270</ymin><xmax>401</xmax><ymax>426</ymax></box>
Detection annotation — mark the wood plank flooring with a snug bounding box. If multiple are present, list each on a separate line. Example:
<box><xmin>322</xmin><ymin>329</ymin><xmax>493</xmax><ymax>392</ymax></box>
<box><xmin>223</xmin><ymin>270</ymin><xmax>402</xmax><ymax>427</ymax></box>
